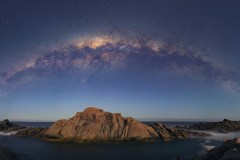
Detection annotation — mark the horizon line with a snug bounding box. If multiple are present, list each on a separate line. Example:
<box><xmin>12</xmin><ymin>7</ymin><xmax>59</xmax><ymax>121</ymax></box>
<box><xmin>0</xmin><ymin>118</ymin><xmax>229</xmax><ymax>123</ymax></box>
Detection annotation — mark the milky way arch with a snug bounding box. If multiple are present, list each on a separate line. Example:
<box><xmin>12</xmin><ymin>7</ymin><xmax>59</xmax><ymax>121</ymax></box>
<box><xmin>0</xmin><ymin>35</ymin><xmax>239</xmax><ymax>96</ymax></box>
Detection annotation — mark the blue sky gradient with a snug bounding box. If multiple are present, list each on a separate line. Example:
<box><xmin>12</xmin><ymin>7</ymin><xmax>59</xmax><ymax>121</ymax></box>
<box><xmin>1</xmin><ymin>0</ymin><xmax>240</xmax><ymax>121</ymax></box>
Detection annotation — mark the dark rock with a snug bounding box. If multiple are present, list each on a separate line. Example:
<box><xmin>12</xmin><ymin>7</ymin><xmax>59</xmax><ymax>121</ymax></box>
<box><xmin>0</xmin><ymin>144</ymin><xmax>18</xmax><ymax>160</ymax></box>
<box><xmin>1</xmin><ymin>119</ymin><xmax>10</xmax><ymax>126</ymax></box>
<box><xmin>190</xmin><ymin>138</ymin><xmax>240</xmax><ymax>160</ymax></box>
<box><xmin>177</xmin><ymin>119</ymin><xmax>240</xmax><ymax>133</ymax></box>
<box><xmin>16</xmin><ymin>128</ymin><xmax>47</xmax><ymax>137</ymax></box>
<box><xmin>150</xmin><ymin>122</ymin><xmax>210</xmax><ymax>141</ymax></box>
<box><xmin>0</xmin><ymin>119</ymin><xmax>26</xmax><ymax>132</ymax></box>
<box><xmin>223</xmin><ymin>119</ymin><xmax>231</xmax><ymax>123</ymax></box>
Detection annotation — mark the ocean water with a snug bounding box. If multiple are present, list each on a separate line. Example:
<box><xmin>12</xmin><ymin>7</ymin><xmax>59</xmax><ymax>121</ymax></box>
<box><xmin>13</xmin><ymin>122</ymin><xmax>54</xmax><ymax>128</ymax></box>
<box><xmin>13</xmin><ymin>121</ymin><xmax>199</xmax><ymax>128</ymax></box>
<box><xmin>0</xmin><ymin>122</ymin><xmax>239</xmax><ymax>160</ymax></box>
<box><xmin>0</xmin><ymin>136</ymin><xmax>207</xmax><ymax>160</ymax></box>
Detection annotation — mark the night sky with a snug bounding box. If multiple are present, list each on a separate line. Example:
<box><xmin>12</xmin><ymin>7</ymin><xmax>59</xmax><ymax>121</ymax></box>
<box><xmin>1</xmin><ymin>0</ymin><xmax>240</xmax><ymax>121</ymax></box>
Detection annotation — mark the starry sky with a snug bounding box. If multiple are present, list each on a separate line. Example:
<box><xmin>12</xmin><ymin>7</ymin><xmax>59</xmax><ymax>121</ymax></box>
<box><xmin>1</xmin><ymin>0</ymin><xmax>240</xmax><ymax>122</ymax></box>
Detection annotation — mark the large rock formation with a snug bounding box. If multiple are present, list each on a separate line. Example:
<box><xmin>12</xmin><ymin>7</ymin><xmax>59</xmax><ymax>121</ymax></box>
<box><xmin>0</xmin><ymin>145</ymin><xmax>18</xmax><ymax>160</ymax></box>
<box><xmin>190</xmin><ymin>138</ymin><xmax>240</xmax><ymax>160</ymax></box>
<box><xmin>178</xmin><ymin>119</ymin><xmax>240</xmax><ymax>133</ymax></box>
<box><xmin>44</xmin><ymin>107</ymin><xmax>208</xmax><ymax>143</ymax></box>
<box><xmin>44</xmin><ymin>107</ymin><xmax>158</xmax><ymax>142</ymax></box>
<box><xmin>0</xmin><ymin>119</ymin><xmax>25</xmax><ymax>132</ymax></box>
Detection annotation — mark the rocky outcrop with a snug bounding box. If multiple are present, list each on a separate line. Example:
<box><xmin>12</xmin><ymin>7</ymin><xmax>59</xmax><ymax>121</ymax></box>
<box><xmin>16</xmin><ymin>128</ymin><xmax>47</xmax><ymax>137</ymax></box>
<box><xmin>44</xmin><ymin>107</ymin><xmax>209</xmax><ymax>143</ymax></box>
<box><xmin>44</xmin><ymin>107</ymin><xmax>158</xmax><ymax>142</ymax></box>
<box><xmin>0</xmin><ymin>119</ymin><xmax>46</xmax><ymax>137</ymax></box>
<box><xmin>0</xmin><ymin>144</ymin><xmax>18</xmax><ymax>160</ymax></box>
<box><xmin>190</xmin><ymin>138</ymin><xmax>240</xmax><ymax>160</ymax></box>
<box><xmin>0</xmin><ymin>119</ymin><xmax>25</xmax><ymax>132</ymax></box>
<box><xmin>178</xmin><ymin>119</ymin><xmax>240</xmax><ymax>133</ymax></box>
<box><xmin>150</xmin><ymin>123</ymin><xmax>209</xmax><ymax>141</ymax></box>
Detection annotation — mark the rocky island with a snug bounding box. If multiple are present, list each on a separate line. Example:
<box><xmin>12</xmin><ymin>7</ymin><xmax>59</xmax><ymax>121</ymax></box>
<box><xmin>43</xmin><ymin>107</ymin><xmax>208</xmax><ymax>143</ymax></box>
<box><xmin>177</xmin><ymin>119</ymin><xmax>240</xmax><ymax>133</ymax></box>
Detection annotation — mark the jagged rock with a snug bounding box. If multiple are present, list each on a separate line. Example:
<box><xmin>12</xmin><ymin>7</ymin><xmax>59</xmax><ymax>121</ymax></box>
<box><xmin>190</xmin><ymin>138</ymin><xmax>240</xmax><ymax>160</ymax></box>
<box><xmin>16</xmin><ymin>128</ymin><xmax>47</xmax><ymax>137</ymax></box>
<box><xmin>0</xmin><ymin>144</ymin><xmax>18</xmax><ymax>160</ymax></box>
<box><xmin>44</xmin><ymin>107</ymin><xmax>158</xmax><ymax>142</ymax></box>
<box><xmin>177</xmin><ymin>119</ymin><xmax>240</xmax><ymax>133</ymax></box>
<box><xmin>150</xmin><ymin>123</ymin><xmax>209</xmax><ymax>141</ymax></box>
<box><xmin>44</xmin><ymin>107</ymin><xmax>209</xmax><ymax>143</ymax></box>
<box><xmin>0</xmin><ymin>119</ymin><xmax>26</xmax><ymax>132</ymax></box>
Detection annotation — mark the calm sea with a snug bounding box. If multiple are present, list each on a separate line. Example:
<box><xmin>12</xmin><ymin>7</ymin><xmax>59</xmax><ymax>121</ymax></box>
<box><xmin>13</xmin><ymin>122</ymin><xmax>54</xmax><ymax>128</ymax></box>
<box><xmin>1</xmin><ymin>121</ymin><xmax>239</xmax><ymax>160</ymax></box>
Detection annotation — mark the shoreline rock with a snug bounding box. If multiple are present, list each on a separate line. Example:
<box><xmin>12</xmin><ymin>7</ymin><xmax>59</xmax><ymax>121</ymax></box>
<box><xmin>0</xmin><ymin>119</ymin><xmax>26</xmax><ymax>132</ymax></box>
<box><xmin>190</xmin><ymin>138</ymin><xmax>240</xmax><ymax>160</ymax></box>
<box><xmin>150</xmin><ymin>123</ymin><xmax>209</xmax><ymax>141</ymax></box>
<box><xmin>16</xmin><ymin>128</ymin><xmax>47</xmax><ymax>137</ymax></box>
<box><xmin>177</xmin><ymin>119</ymin><xmax>240</xmax><ymax>133</ymax></box>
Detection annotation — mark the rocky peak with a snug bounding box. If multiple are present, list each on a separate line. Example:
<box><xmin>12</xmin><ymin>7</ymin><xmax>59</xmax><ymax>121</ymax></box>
<box><xmin>83</xmin><ymin>107</ymin><xmax>104</xmax><ymax>114</ymax></box>
<box><xmin>44</xmin><ymin>107</ymin><xmax>158</xmax><ymax>142</ymax></box>
<box><xmin>44</xmin><ymin>107</ymin><xmax>209</xmax><ymax>143</ymax></box>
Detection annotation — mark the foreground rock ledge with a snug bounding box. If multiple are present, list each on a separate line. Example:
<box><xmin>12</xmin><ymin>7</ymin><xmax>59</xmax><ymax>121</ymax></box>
<box><xmin>44</xmin><ymin>107</ymin><xmax>209</xmax><ymax>143</ymax></box>
<box><xmin>190</xmin><ymin>138</ymin><xmax>240</xmax><ymax>160</ymax></box>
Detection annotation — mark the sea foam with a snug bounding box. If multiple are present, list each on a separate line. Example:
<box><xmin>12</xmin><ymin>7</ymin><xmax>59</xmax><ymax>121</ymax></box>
<box><xmin>0</xmin><ymin>131</ymin><xmax>17</xmax><ymax>136</ymax></box>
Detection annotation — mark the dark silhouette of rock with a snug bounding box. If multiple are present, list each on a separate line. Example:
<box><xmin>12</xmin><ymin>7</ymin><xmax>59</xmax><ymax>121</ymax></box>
<box><xmin>0</xmin><ymin>144</ymin><xmax>18</xmax><ymax>160</ymax></box>
<box><xmin>177</xmin><ymin>119</ymin><xmax>240</xmax><ymax>133</ymax></box>
<box><xmin>44</xmin><ymin>107</ymin><xmax>209</xmax><ymax>143</ymax></box>
<box><xmin>1</xmin><ymin>119</ymin><xmax>10</xmax><ymax>126</ymax></box>
<box><xmin>223</xmin><ymin>119</ymin><xmax>231</xmax><ymax>123</ymax></box>
<box><xmin>0</xmin><ymin>119</ymin><xmax>25</xmax><ymax>132</ymax></box>
<box><xmin>190</xmin><ymin>138</ymin><xmax>240</xmax><ymax>160</ymax></box>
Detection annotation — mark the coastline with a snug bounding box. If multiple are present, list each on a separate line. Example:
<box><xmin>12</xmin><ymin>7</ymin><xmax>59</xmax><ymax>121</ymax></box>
<box><xmin>1</xmin><ymin>120</ymin><xmax>240</xmax><ymax>160</ymax></box>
